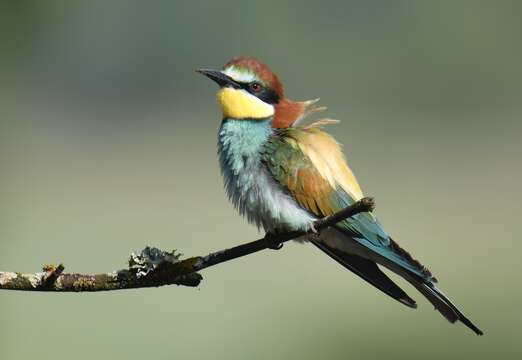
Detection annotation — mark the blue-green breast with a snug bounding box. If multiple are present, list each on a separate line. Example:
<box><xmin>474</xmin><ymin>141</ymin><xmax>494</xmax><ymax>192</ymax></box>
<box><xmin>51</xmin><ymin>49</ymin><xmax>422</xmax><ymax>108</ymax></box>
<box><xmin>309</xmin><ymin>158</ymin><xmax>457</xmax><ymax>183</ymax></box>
<box><xmin>217</xmin><ymin>118</ymin><xmax>315</xmax><ymax>232</ymax></box>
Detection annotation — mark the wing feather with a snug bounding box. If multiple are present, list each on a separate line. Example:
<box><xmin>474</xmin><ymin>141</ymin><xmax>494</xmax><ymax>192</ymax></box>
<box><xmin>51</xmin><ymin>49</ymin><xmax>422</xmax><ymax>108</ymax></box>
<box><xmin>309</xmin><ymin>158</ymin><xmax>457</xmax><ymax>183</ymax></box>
<box><xmin>262</xmin><ymin>127</ymin><xmax>434</xmax><ymax>281</ymax></box>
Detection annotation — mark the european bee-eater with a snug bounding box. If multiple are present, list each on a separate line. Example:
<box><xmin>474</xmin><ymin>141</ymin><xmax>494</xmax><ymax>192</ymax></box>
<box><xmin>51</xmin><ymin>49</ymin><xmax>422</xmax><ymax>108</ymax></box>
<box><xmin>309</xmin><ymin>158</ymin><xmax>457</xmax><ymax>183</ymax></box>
<box><xmin>197</xmin><ymin>56</ymin><xmax>483</xmax><ymax>335</ymax></box>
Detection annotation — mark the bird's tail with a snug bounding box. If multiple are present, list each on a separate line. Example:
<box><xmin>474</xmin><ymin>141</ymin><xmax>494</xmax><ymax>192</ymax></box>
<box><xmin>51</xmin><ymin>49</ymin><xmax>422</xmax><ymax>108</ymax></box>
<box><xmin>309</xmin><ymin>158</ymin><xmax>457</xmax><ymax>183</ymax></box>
<box><xmin>319</xmin><ymin>229</ymin><xmax>484</xmax><ymax>335</ymax></box>
<box><xmin>412</xmin><ymin>281</ymin><xmax>484</xmax><ymax>335</ymax></box>
<box><xmin>369</xmin><ymin>239</ymin><xmax>484</xmax><ymax>336</ymax></box>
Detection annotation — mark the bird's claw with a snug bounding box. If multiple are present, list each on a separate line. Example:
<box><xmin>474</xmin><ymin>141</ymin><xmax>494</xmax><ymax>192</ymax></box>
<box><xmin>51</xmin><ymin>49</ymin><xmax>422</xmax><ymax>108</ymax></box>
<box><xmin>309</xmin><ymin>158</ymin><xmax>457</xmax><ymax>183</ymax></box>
<box><xmin>264</xmin><ymin>233</ymin><xmax>284</xmax><ymax>250</ymax></box>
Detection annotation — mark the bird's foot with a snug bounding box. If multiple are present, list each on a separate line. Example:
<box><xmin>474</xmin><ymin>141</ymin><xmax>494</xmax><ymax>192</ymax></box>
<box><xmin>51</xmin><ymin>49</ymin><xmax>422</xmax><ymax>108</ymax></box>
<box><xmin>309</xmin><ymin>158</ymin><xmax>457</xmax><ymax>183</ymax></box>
<box><xmin>264</xmin><ymin>232</ymin><xmax>284</xmax><ymax>250</ymax></box>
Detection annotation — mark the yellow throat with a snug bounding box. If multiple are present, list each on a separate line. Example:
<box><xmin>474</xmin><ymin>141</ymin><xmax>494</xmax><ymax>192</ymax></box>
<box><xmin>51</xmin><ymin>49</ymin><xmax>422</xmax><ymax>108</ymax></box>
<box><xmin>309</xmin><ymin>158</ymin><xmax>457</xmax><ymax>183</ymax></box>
<box><xmin>216</xmin><ymin>87</ymin><xmax>274</xmax><ymax>119</ymax></box>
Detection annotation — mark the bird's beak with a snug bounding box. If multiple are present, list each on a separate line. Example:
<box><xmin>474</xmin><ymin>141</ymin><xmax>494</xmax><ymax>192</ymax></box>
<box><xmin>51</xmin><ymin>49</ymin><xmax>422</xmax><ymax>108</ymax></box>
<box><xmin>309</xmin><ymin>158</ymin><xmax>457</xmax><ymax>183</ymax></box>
<box><xmin>196</xmin><ymin>68</ymin><xmax>241</xmax><ymax>88</ymax></box>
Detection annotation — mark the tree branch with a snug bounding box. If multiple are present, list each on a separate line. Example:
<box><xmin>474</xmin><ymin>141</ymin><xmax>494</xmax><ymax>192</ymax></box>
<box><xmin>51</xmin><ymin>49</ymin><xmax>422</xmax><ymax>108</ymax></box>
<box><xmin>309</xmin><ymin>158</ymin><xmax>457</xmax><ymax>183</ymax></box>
<box><xmin>0</xmin><ymin>197</ymin><xmax>375</xmax><ymax>292</ymax></box>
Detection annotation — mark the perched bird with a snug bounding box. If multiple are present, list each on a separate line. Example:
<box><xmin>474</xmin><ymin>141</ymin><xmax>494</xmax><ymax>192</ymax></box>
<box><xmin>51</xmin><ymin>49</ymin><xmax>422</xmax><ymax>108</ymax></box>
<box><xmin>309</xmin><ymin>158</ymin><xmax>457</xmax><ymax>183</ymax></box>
<box><xmin>197</xmin><ymin>56</ymin><xmax>483</xmax><ymax>335</ymax></box>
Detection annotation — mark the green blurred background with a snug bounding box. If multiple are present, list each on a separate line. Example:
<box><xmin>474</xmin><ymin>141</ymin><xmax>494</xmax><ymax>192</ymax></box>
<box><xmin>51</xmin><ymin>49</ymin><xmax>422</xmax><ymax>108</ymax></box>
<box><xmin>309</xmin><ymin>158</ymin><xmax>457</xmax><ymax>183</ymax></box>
<box><xmin>1</xmin><ymin>1</ymin><xmax>521</xmax><ymax>359</ymax></box>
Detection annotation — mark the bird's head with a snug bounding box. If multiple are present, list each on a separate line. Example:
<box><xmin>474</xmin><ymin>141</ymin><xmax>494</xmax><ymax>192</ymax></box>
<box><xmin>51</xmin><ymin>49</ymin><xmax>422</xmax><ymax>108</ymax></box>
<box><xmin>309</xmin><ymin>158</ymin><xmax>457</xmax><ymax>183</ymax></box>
<box><xmin>198</xmin><ymin>56</ymin><xmax>326</xmax><ymax>128</ymax></box>
<box><xmin>197</xmin><ymin>56</ymin><xmax>283</xmax><ymax>120</ymax></box>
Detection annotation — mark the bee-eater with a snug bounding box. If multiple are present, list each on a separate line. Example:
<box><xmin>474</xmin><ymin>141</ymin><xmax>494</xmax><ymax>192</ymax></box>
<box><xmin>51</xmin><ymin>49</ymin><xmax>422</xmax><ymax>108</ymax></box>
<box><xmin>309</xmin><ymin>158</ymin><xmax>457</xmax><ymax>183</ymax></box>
<box><xmin>197</xmin><ymin>56</ymin><xmax>483</xmax><ymax>335</ymax></box>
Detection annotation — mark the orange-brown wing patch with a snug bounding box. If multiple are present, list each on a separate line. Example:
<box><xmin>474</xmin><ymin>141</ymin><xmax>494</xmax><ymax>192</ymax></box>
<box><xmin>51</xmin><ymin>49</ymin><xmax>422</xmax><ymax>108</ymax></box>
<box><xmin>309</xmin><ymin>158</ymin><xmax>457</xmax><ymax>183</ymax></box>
<box><xmin>291</xmin><ymin>128</ymin><xmax>364</xmax><ymax>201</ymax></box>
<box><xmin>263</xmin><ymin>127</ymin><xmax>362</xmax><ymax>218</ymax></box>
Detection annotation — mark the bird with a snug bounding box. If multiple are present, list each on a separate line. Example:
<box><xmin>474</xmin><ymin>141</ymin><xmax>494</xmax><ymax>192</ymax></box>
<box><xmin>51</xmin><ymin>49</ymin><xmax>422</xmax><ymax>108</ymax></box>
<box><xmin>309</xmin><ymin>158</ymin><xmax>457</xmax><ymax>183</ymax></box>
<box><xmin>197</xmin><ymin>56</ymin><xmax>483</xmax><ymax>335</ymax></box>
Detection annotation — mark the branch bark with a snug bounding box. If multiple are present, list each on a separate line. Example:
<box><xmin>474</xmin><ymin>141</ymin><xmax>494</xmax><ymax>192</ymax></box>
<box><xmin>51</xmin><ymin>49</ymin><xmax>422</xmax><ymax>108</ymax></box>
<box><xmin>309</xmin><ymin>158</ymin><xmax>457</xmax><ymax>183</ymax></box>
<box><xmin>0</xmin><ymin>197</ymin><xmax>374</xmax><ymax>292</ymax></box>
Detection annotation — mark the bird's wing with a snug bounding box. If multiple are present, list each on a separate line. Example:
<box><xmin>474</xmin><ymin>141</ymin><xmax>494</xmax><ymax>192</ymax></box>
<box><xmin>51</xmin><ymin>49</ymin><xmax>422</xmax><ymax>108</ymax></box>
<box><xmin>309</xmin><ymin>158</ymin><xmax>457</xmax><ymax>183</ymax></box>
<box><xmin>261</xmin><ymin>126</ymin><xmax>484</xmax><ymax>335</ymax></box>
<box><xmin>262</xmin><ymin>126</ymin><xmax>433</xmax><ymax>281</ymax></box>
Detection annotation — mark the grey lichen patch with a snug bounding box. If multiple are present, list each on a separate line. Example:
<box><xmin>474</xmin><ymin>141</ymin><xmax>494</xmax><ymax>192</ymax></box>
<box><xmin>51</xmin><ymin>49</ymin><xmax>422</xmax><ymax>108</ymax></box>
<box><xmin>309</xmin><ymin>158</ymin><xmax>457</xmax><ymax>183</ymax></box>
<box><xmin>30</xmin><ymin>273</ymin><xmax>46</xmax><ymax>288</ymax></box>
<box><xmin>127</xmin><ymin>247</ymin><xmax>203</xmax><ymax>287</ymax></box>
<box><xmin>0</xmin><ymin>273</ymin><xmax>35</xmax><ymax>290</ymax></box>
<box><xmin>129</xmin><ymin>246</ymin><xmax>183</xmax><ymax>278</ymax></box>
<box><xmin>0</xmin><ymin>272</ymin><xmax>18</xmax><ymax>286</ymax></box>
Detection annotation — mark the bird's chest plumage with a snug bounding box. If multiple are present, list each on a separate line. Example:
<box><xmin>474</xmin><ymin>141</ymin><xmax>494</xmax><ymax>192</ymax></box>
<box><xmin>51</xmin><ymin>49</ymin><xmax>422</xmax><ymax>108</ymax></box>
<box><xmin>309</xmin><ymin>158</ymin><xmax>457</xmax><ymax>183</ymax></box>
<box><xmin>217</xmin><ymin>119</ymin><xmax>314</xmax><ymax>232</ymax></box>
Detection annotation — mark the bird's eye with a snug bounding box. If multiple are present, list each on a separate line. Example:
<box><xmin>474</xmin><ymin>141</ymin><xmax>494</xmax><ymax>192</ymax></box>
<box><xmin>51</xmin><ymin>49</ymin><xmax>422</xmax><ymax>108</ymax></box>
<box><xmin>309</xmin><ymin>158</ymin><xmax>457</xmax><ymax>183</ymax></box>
<box><xmin>249</xmin><ymin>82</ymin><xmax>262</xmax><ymax>93</ymax></box>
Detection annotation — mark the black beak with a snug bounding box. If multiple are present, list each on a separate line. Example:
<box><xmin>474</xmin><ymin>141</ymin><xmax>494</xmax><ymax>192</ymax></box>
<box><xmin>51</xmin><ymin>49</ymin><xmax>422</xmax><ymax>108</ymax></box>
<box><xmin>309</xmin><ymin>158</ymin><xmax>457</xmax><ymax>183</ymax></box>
<box><xmin>196</xmin><ymin>68</ymin><xmax>241</xmax><ymax>88</ymax></box>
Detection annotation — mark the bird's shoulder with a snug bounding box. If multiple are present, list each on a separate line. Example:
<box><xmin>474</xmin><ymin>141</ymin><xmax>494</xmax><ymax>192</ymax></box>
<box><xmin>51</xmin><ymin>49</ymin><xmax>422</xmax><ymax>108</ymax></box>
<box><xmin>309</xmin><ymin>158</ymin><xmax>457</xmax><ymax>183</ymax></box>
<box><xmin>262</xmin><ymin>125</ymin><xmax>363</xmax><ymax>217</ymax></box>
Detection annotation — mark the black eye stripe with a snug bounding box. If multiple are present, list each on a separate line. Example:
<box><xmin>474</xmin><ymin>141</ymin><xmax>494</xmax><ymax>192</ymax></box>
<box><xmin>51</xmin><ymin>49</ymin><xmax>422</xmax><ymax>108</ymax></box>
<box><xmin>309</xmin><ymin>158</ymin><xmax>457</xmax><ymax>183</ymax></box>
<box><xmin>238</xmin><ymin>82</ymin><xmax>280</xmax><ymax>104</ymax></box>
<box><xmin>257</xmin><ymin>89</ymin><xmax>279</xmax><ymax>104</ymax></box>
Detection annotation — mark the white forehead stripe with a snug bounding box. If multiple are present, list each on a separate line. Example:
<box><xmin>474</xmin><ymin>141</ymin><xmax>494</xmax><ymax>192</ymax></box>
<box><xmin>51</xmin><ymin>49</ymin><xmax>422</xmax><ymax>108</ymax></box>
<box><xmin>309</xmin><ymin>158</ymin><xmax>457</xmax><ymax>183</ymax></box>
<box><xmin>223</xmin><ymin>67</ymin><xmax>257</xmax><ymax>83</ymax></box>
